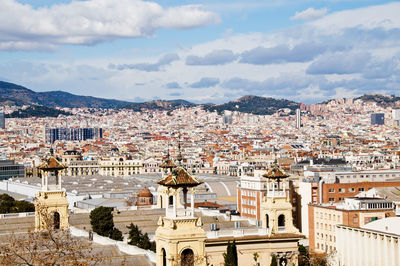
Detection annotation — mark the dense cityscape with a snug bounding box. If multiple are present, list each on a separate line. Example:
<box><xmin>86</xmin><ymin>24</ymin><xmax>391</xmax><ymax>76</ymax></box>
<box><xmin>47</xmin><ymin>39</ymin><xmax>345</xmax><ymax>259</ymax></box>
<box><xmin>0</xmin><ymin>93</ymin><xmax>400</xmax><ymax>265</ymax></box>
<box><xmin>1</xmin><ymin>0</ymin><xmax>400</xmax><ymax>265</ymax></box>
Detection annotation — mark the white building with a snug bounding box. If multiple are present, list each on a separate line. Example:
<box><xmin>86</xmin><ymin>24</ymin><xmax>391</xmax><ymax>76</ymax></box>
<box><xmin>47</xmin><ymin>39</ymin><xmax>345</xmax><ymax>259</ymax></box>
<box><xmin>336</xmin><ymin>217</ymin><xmax>400</xmax><ymax>266</ymax></box>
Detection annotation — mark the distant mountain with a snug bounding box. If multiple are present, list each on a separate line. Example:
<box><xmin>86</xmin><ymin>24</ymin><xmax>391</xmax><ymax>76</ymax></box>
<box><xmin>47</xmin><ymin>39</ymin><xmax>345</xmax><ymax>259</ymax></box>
<box><xmin>355</xmin><ymin>94</ymin><xmax>400</xmax><ymax>108</ymax></box>
<box><xmin>203</xmin><ymin>95</ymin><xmax>300</xmax><ymax>115</ymax></box>
<box><xmin>0</xmin><ymin>81</ymin><xmax>303</xmax><ymax>115</ymax></box>
<box><xmin>6</xmin><ymin>105</ymin><xmax>72</xmax><ymax>118</ymax></box>
<box><xmin>0</xmin><ymin>81</ymin><xmax>131</xmax><ymax>108</ymax></box>
<box><xmin>123</xmin><ymin>99</ymin><xmax>197</xmax><ymax>112</ymax></box>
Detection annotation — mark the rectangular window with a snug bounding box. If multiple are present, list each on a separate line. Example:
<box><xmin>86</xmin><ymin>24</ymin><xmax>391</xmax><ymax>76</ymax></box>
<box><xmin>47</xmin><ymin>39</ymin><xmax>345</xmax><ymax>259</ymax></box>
<box><xmin>329</xmin><ymin>197</ymin><xmax>335</xmax><ymax>202</ymax></box>
<box><xmin>328</xmin><ymin>188</ymin><xmax>335</xmax><ymax>193</ymax></box>
<box><xmin>339</xmin><ymin>188</ymin><xmax>345</xmax><ymax>193</ymax></box>
<box><xmin>349</xmin><ymin>188</ymin><xmax>355</xmax><ymax>192</ymax></box>
<box><xmin>358</xmin><ymin>188</ymin><xmax>364</xmax><ymax>192</ymax></box>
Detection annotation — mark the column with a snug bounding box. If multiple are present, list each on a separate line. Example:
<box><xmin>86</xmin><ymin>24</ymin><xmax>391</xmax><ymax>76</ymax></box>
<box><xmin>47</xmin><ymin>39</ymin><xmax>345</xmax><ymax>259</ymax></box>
<box><xmin>165</xmin><ymin>195</ymin><xmax>169</xmax><ymax>217</ymax></box>
<box><xmin>173</xmin><ymin>194</ymin><xmax>177</xmax><ymax>218</ymax></box>
<box><xmin>45</xmin><ymin>173</ymin><xmax>48</xmax><ymax>191</ymax></box>
<box><xmin>191</xmin><ymin>190</ymin><xmax>194</xmax><ymax>217</ymax></box>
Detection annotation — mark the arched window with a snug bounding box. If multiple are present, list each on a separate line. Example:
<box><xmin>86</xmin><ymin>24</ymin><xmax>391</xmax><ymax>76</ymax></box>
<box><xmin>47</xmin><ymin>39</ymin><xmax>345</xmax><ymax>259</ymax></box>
<box><xmin>169</xmin><ymin>195</ymin><xmax>174</xmax><ymax>206</ymax></box>
<box><xmin>161</xmin><ymin>248</ymin><xmax>166</xmax><ymax>266</ymax></box>
<box><xmin>278</xmin><ymin>214</ymin><xmax>285</xmax><ymax>227</ymax></box>
<box><xmin>181</xmin><ymin>249</ymin><xmax>194</xmax><ymax>266</ymax></box>
<box><xmin>53</xmin><ymin>212</ymin><xmax>60</xmax><ymax>230</ymax></box>
<box><xmin>265</xmin><ymin>214</ymin><xmax>269</xmax><ymax>228</ymax></box>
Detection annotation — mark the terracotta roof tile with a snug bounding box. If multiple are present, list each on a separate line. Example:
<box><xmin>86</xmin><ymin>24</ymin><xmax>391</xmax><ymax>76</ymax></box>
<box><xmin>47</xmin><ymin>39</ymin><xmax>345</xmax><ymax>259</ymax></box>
<box><xmin>157</xmin><ymin>167</ymin><xmax>203</xmax><ymax>187</ymax></box>
<box><xmin>262</xmin><ymin>165</ymin><xmax>289</xmax><ymax>179</ymax></box>
<box><xmin>38</xmin><ymin>156</ymin><xmax>67</xmax><ymax>171</ymax></box>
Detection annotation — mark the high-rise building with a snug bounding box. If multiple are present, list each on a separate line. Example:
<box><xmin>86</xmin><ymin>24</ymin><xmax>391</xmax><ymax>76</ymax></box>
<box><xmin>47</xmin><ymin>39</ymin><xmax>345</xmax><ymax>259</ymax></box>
<box><xmin>393</xmin><ymin>109</ymin><xmax>400</xmax><ymax>126</ymax></box>
<box><xmin>371</xmin><ymin>113</ymin><xmax>385</xmax><ymax>125</ymax></box>
<box><xmin>45</xmin><ymin>127</ymin><xmax>103</xmax><ymax>143</ymax></box>
<box><xmin>0</xmin><ymin>111</ymin><xmax>5</xmax><ymax>129</ymax></box>
<box><xmin>0</xmin><ymin>160</ymin><xmax>25</xmax><ymax>180</ymax></box>
<box><xmin>223</xmin><ymin>110</ymin><xmax>233</xmax><ymax>124</ymax></box>
<box><xmin>296</xmin><ymin>108</ymin><xmax>301</xmax><ymax>128</ymax></box>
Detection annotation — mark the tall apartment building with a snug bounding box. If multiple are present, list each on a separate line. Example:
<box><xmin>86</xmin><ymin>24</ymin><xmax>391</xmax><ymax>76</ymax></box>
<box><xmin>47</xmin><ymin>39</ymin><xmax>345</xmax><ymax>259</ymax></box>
<box><xmin>296</xmin><ymin>108</ymin><xmax>301</xmax><ymax>128</ymax></box>
<box><xmin>299</xmin><ymin>169</ymin><xmax>400</xmax><ymax>237</ymax></box>
<box><xmin>237</xmin><ymin>170</ymin><xmax>268</xmax><ymax>222</ymax></box>
<box><xmin>0</xmin><ymin>111</ymin><xmax>5</xmax><ymax>129</ymax></box>
<box><xmin>0</xmin><ymin>160</ymin><xmax>25</xmax><ymax>180</ymax></box>
<box><xmin>223</xmin><ymin>110</ymin><xmax>233</xmax><ymax>124</ymax></box>
<box><xmin>371</xmin><ymin>113</ymin><xmax>385</xmax><ymax>125</ymax></box>
<box><xmin>393</xmin><ymin>109</ymin><xmax>400</xmax><ymax>126</ymax></box>
<box><xmin>45</xmin><ymin>127</ymin><xmax>103</xmax><ymax>143</ymax></box>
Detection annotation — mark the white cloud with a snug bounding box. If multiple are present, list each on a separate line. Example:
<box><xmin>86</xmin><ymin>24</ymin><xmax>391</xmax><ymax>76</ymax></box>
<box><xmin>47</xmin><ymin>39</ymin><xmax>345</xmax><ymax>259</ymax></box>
<box><xmin>310</xmin><ymin>2</ymin><xmax>400</xmax><ymax>32</ymax></box>
<box><xmin>290</xmin><ymin>7</ymin><xmax>328</xmax><ymax>21</ymax></box>
<box><xmin>2</xmin><ymin>2</ymin><xmax>400</xmax><ymax>104</ymax></box>
<box><xmin>0</xmin><ymin>0</ymin><xmax>218</xmax><ymax>50</ymax></box>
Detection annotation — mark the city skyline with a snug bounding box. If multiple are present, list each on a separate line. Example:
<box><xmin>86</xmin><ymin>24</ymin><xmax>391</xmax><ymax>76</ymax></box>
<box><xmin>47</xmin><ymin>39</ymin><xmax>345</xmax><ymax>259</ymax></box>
<box><xmin>0</xmin><ymin>0</ymin><xmax>399</xmax><ymax>104</ymax></box>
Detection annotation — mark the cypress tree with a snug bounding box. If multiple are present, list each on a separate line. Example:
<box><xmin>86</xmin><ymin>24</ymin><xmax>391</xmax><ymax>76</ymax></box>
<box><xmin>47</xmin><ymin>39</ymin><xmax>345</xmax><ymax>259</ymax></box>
<box><xmin>231</xmin><ymin>240</ymin><xmax>238</xmax><ymax>266</ymax></box>
<box><xmin>270</xmin><ymin>254</ymin><xmax>278</xmax><ymax>266</ymax></box>
<box><xmin>223</xmin><ymin>241</ymin><xmax>238</xmax><ymax>266</ymax></box>
<box><xmin>89</xmin><ymin>206</ymin><xmax>114</xmax><ymax>237</ymax></box>
<box><xmin>127</xmin><ymin>223</ymin><xmax>141</xmax><ymax>245</ymax></box>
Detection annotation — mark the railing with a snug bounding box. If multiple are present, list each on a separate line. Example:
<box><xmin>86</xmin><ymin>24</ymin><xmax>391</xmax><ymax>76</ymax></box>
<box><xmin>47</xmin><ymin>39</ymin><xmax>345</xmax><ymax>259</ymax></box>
<box><xmin>0</xmin><ymin>212</ymin><xmax>35</xmax><ymax>219</ymax></box>
<box><xmin>267</xmin><ymin>191</ymin><xmax>286</xmax><ymax>198</ymax></box>
<box><xmin>165</xmin><ymin>208</ymin><xmax>194</xmax><ymax>218</ymax></box>
<box><xmin>278</xmin><ymin>226</ymin><xmax>286</xmax><ymax>232</ymax></box>
<box><xmin>206</xmin><ymin>228</ymin><xmax>269</xmax><ymax>239</ymax></box>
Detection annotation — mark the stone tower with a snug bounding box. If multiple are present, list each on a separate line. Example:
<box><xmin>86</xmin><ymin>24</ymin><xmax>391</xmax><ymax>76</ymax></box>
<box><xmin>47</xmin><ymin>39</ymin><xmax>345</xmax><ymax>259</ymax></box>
<box><xmin>156</xmin><ymin>150</ymin><xmax>183</xmax><ymax>209</ymax></box>
<box><xmin>261</xmin><ymin>164</ymin><xmax>299</xmax><ymax>236</ymax></box>
<box><xmin>155</xmin><ymin>166</ymin><xmax>206</xmax><ymax>266</ymax></box>
<box><xmin>35</xmin><ymin>155</ymin><xmax>69</xmax><ymax>231</ymax></box>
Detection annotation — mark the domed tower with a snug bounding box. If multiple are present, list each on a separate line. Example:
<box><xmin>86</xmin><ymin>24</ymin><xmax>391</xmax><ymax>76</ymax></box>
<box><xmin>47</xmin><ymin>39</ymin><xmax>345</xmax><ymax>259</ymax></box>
<box><xmin>261</xmin><ymin>164</ymin><xmax>299</xmax><ymax>236</ymax></box>
<box><xmin>136</xmin><ymin>188</ymin><xmax>154</xmax><ymax>206</ymax></box>
<box><xmin>35</xmin><ymin>155</ymin><xmax>69</xmax><ymax>231</ymax></box>
<box><xmin>155</xmin><ymin>166</ymin><xmax>206</xmax><ymax>266</ymax></box>
<box><xmin>156</xmin><ymin>149</ymin><xmax>183</xmax><ymax>209</ymax></box>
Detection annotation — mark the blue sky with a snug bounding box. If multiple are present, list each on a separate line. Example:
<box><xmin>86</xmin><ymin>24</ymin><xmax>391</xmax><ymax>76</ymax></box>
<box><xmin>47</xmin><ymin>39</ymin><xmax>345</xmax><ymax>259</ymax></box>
<box><xmin>0</xmin><ymin>0</ymin><xmax>399</xmax><ymax>104</ymax></box>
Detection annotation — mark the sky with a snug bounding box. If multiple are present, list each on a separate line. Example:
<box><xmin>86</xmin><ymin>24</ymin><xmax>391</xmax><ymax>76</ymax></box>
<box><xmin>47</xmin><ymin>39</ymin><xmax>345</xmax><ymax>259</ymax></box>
<box><xmin>0</xmin><ymin>0</ymin><xmax>399</xmax><ymax>104</ymax></box>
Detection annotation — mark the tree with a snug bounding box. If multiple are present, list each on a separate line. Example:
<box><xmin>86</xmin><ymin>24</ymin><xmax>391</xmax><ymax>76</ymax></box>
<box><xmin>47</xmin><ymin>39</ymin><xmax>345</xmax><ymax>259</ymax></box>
<box><xmin>139</xmin><ymin>233</ymin><xmax>151</xmax><ymax>250</ymax></box>
<box><xmin>127</xmin><ymin>223</ymin><xmax>156</xmax><ymax>252</ymax></box>
<box><xmin>0</xmin><ymin>194</ymin><xmax>34</xmax><ymax>214</ymax></box>
<box><xmin>127</xmin><ymin>223</ymin><xmax>140</xmax><ymax>245</ymax></box>
<box><xmin>14</xmin><ymin>200</ymin><xmax>35</xmax><ymax>213</ymax></box>
<box><xmin>0</xmin><ymin>203</ymin><xmax>101</xmax><ymax>265</ymax></box>
<box><xmin>223</xmin><ymin>241</ymin><xmax>238</xmax><ymax>266</ymax></box>
<box><xmin>270</xmin><ymin>254</ymin><xmax>278</xmax><ymax>266</ymax></box>
<box><xmin>311</xmin><ymin>255</ymin><xmax>327</xmax><ymax>266</ymax></box>
<box><xmin>90</xmin><ymin>206</ymin><xmax>123</xmax><ymax>241</ymax></box>
<box><xmin>298</xmin><ymin>244</ymin><xmax>310</xmax><ymax>266</ymax></box>
<box><xmin>90</xmin><ymin>206</ymin><xmax>114</xmax><ymax>237</ymax></box>
<box><xmin>109</xmin><ymin>228</ymin><xmax>123</xmax><ymax>241</ymax></box>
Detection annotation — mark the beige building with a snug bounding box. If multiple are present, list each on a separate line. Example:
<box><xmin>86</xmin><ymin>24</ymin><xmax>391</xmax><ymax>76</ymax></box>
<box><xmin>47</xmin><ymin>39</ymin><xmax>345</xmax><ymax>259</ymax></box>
<box><xmin>155</xmin><ymin>163</ymin><xmax>303</xmax><ymax>266</ymax></box>
<box><xmin>309</xmin><ymin>194</ymin><xmax>395</xmax><ymax>254</ymax></box>
<box><xmin>60</xmin><ymin>150</ymin><xmax>142</xmax><ymax>177</ymax></box>
<box><xmin>336</xmin><ymin>217</ymin><xmax>400</xmax><ymax>266</ymax></box>
<box><xmin>98</xmin><ymin>156</ymin><xmax>142</xmax><ymax>176</ymax></box>
<box><xmin>35</xmin><ymin>156</ymin><xmax>69</xmax><ymax>231</ymax></box>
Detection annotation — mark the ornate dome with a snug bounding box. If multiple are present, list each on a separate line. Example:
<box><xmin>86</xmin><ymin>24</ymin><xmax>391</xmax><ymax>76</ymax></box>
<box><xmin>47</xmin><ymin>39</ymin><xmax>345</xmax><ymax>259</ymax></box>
<box><xmin>138</xmin><ymin>188</ymin><xmax>153</xmax><ymax>198</ymax></box>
